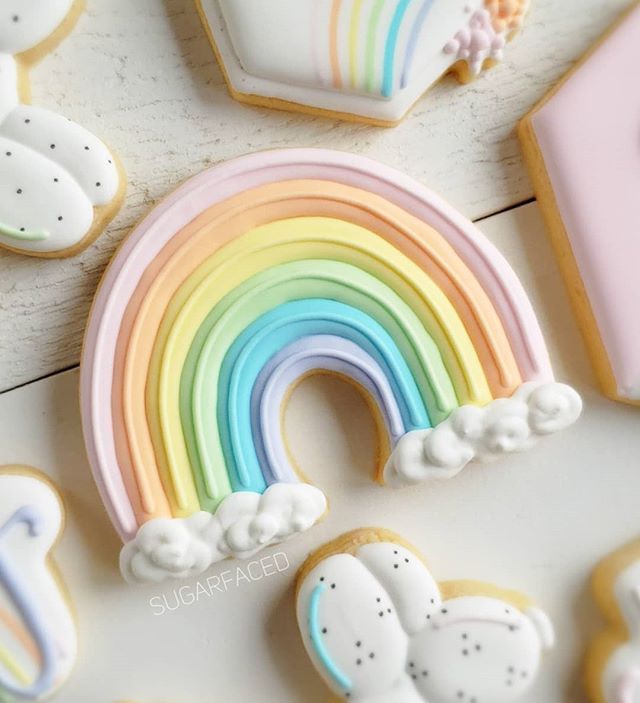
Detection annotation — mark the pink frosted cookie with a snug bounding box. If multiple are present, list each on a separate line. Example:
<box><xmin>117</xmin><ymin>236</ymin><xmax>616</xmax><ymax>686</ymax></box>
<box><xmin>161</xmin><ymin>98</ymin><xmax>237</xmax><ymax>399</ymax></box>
<box><xmin>296</xmin><ymin>528</ymin><xmax>554</xmax><ymax>702</ymax></box>
<box><xmin>0</xmin><ymin>1</ymin><xmax>125</xmax><ymax>257</ymax></box>
<box><xmin>520</xmin><ymin>3</ymin><xmax>640</xmax><ymax>406</ymax></box>
<box><xmin>197</xmin><ymin>0</ymin><xmax>530</xmax><ymax>125</ymax></box>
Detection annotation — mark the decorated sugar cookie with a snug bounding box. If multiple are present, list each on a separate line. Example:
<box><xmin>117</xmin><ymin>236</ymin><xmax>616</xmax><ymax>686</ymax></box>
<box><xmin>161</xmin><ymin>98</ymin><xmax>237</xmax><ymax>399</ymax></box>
<box><xmin>520</xmin><ymin>3</ymin><xmax>640</xmax><ymax>406</ymax></box>
<box><xmin>296</xmin><ymin>528</ymin><xmax>554</xmax><ymax>702</ymax></box>
<box><xmin>0</xmin><ymin>467</ymin><xmax>76</xmax><ymax>700</ymax></box>
<box><xmin>0</xmin><ymin>0</ymin><xmax>124</xmax><ymax>257</ymax></box>
<box><xmin>586</xmin><ymin>539</ymin><xmax>640</xmax><ymax>703</ymax></box>
<box><xmin>197</xmin><ymin>0</ymin><xmax>530</xmax><ymax>125</ymax></box>
<box><xmin>79</xmin><ymin>149</ymin><xmax>581</xmax><ymax>585</ymax></box>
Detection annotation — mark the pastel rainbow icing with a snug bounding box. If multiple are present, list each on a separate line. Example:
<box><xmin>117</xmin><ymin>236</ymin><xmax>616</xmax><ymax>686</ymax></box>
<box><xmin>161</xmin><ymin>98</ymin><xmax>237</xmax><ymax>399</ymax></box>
<box><xmin>198</xmin><ymin>0</ymin><xmax>529</xmax><ymax>124</ymax></box>
<box><xmin>80</xmin><ymin>149</ymin><xmax>581</xmax><ymax>585</ymax></box>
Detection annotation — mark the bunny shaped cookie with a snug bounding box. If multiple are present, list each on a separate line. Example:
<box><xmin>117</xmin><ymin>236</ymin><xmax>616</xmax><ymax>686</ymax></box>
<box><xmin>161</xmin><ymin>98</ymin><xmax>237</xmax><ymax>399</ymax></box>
<box><xmin>0</xmin><ymin>0</ymin><xmax>123</xmax><ymax>257</ymax></box>
<box><xmin>297</xmin><ymin>529</ymin><xmax>554</xmax><ymax>703</ymax></box>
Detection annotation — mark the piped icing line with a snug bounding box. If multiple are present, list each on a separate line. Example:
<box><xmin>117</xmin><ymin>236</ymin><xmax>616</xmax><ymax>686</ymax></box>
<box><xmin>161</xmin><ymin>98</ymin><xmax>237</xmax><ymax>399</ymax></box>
<box><xmin>401</xmin><ymin>0</ymin><xmax>436</xmax><ymax>89</ymax></box>
<box><xmin>309</xmin><ymin>583</ymin><xmax>353</xmax><ymax>693</ymax></box>
<box><xmin>385</xmin><ymin>381</ymin><xmax>582</xmax><ymax>486</ymax></box>
<box><xmin>348</xmin><ymin>0</ymin><xmax>364</xmax><ymax>89</ymax></box>
<box><xmin>296</xmin><ymin>529</ymin><xmax>554</xmax><ymax>702</ymax></box>
<box><xmin>365</xmin><ymin>0</ymin><xmax>386</xmax><ymax>93</ymax></box>
<box><xmin>0</xmin><ymin>470</ymin><xmax>76</xmax><ymax>700</ymax></box>
<box><xmin>330</xmin><ymin>0</ymin><xmax>343</xmax><ymax>89</ymax></box>
<box><xmin>0</xmin><ymin>223</ymin><xmax>49</xmax><ymax>242</ymax></box>
<box><xmin>250</xmin><ymin>334</ymin><xmax>407</xmax><ymax>483</ymax></box>
<box><xmin>382</xmin><ymin>0</ymin><xmax>413</xmax><ymax>98</ymax></box>
<box><xmin>80</xmin><ymin>149</ymin><xmax>561</xmax><ymax>555</ymax></box>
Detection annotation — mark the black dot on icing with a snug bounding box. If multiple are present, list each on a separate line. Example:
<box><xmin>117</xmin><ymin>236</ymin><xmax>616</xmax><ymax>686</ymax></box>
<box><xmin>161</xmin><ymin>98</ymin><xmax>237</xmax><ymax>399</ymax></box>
<box><xmin>319</xmin><ymin>576</ymin><xmax>324</xmax><ymax>582</ymax></box>
<box><xmin>411</xmin><ymin>674</ymin><xmax>417</xmax><ymax>681</ymax></box>
<box><xmin>5</xmin><ymin>151</ymin><xmax>11</xmax><ymax>156</ymax></box>
<box><xmin>50</xmin><ymin>144</ymin><xmax>56</xmax><ymax>149</ymax></box>
<box><xmin>462</xmin><ymin>633</ymin><xmax>468</xmax><ymax>640</ymax></box>
<box><xmin>387</xmin><ymin>608</ymin><xmax>391</xmax><ymax>613</ymax></box>
<box><xmin>441</xmin><ymin>609</ymin><xmax>448</xmax><ymax>614</ymax></box>
<box><xmin>393</xmin><ymin>564</ymin><xmax>399</xmax><ymax>569</ymax></box>
<box><xmin>409</xmin><ymin>662</ymin><xmax>415</xmax><ymax>668</ymax></box>
<box><xmin>430</xmin><ymin>598</ymin><xmax>435</xmax><ymax>604</ymax></box>
<box><xmin>378</xmin><ymin>611</ymin><xmax>383</xmax><ymax>617</ymax></box>
<box><xmin>393</xmin><ymin>550</ymin><xmax>398</xmax><ymax>555</ymax></box>
<box><xmin>12</xmin><ymin>15</ymin><xmax>19</xmax><ymax>23</ymax></box>
<box><xmin>426</xmin><ymin>614</ymin><xmax>431</xmax><ymax>620</ymax></box>
<box><xmin>96</xmin><ymin>182</ymin><xmax>101</xmax><ymax>187</ymax></box>
<box><xmin>321</xmin><ymin>628</ymin><xmax>327</xmax><ymax>634</ymax></box>
<box><xmin>369</xmin><ymin>652</ymin><xmax>375</xmax><ymax>659</ymax></box>
<box><xmin>462</xmin><ymin>649</ymin><xmax>469</xmax><ymax>656</ymax></box>
<box><xmin>422</xmin><ymin>670</ymin><xmax>428</xmax><ymax>677</ymax></box>
<box><xmin>16</xmin><ymin>188</ymin><xmax>22</xmax><ymax>194</ymax></box>
<box><xmin>54</xmin><ymin>178</ymin><xmax>59</xmax><ymax>183</ymax></box>
<box><xmin>108</xmin><ymin>159</ymin><xmax>112</xmax><ymax>164</ymax></box>
<box><xmin>355</xmin><ymin>641</ymin><xmax>361</xmax><ymax>648</ymax></box>
<box><xmin>376</xmin><ymin>598</ymin><xmax>381</xmax><ymax>603</ymax></box>
<box><xmin>84</xmin><ymin>146</ymin><xmax>90</xmax><ymax>150</ymax></box>
<box><xmin>19</xmin><ymin>227</ymin><xmax>25</xmax><ymax>232</ymax></box>
<box><xmin>475</xmin><ymin>644</ymin><xmax>482</xmax><ymax>651</ymax></box>
<box><xmin>457</xmin><ymin>692</ymin><xmax>464</xmax><ymax>699</ymax></box>
<box><xmin>356</xmin><ymin>659</ymin><xmax>362</xmax><ymax>666</ymax></box>
<box><xmin>330</xmin><ymin>583</ymin><xmax>336</xmax><ymax>590</ymax></box>
<box><xmin>24</xmin><ymin>118</ymin><xmax>30</xmax><ymax>124</ymax></box>
<box><xmin>58</xmin><ymin>216</ymin><xmax>63</xmax><ymax>222</ymax></box>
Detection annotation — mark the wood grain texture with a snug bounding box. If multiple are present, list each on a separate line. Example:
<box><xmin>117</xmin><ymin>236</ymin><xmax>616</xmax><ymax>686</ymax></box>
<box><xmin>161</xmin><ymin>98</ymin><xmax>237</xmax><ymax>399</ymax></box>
<box><xmin>0</xmin><ymin>0</ymin><xmax>632</xmax><ymax>391</ymax></box>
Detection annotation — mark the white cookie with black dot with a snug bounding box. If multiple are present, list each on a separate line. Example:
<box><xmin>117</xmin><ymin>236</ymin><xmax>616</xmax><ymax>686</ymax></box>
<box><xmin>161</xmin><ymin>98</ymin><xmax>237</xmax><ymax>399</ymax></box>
<box><xmin>296</xmin><ymin>529</ymin><xmax>554</xmax><ymax>703</ymax></box>
<box><xmin>0</xmin><ymin>1</ymin><xmax>124</xmax><ymax>257</ymax></box>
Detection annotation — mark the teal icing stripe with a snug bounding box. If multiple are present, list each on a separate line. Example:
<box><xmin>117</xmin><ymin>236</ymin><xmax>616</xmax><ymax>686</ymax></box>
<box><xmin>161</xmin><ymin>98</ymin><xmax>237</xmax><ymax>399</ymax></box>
<box><xmin>0</xmin><ymin>222</ymin><xmax>49</xmax><ymax>242</ymax></box>
<box><xmin>309</xmin><ymin>583</ymin><xmax>352</xmax><ymax>692</ymax></box>
<box><xmin>382</xmin><ymin>0</ymin><xmax>413</xmax><ymax>98</ymax></box>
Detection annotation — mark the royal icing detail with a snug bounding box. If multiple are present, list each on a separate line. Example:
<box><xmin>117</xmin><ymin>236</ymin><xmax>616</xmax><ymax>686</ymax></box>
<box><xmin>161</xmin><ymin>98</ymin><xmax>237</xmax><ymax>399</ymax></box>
<box><xmin>587</xmin><ymin>540</ymin><xmax>640</xmax><ymax>703</ymax></box>
<box><xmin>297</xmin><ymin>531</ymin><xmax>554</xmax><ymax>702</ymax></box>
<box><xmin>0</xmin><ymin>469</ymin><xmax>76</xmax><ymax>700</ymax></box>
<box><xmin>79</xmin><ymin>149</ymin><xmax>579</xmax><ymax>584</ymax></box>
<box><xmin>520</xmin><ymin>4</ymin><xmax>640</xmax><ymax>406</ymax></box>
<box><xmin>0</xmin><ymin>3</ymin><xmax>121</xmax><ymax>256</ymax></box>
<box><xmin>197</xmin><ymin>0</ymin><xmax>529</xmax><ymax>124</ymax></box>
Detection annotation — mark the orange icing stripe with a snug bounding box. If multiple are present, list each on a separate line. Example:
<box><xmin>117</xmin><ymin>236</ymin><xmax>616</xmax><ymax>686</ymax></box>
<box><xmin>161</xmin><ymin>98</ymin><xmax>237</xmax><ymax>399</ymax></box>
<box><xmin>330</xmin><ymin>0</ymin><xmax>343</xmax><ymax>89</ymax></box>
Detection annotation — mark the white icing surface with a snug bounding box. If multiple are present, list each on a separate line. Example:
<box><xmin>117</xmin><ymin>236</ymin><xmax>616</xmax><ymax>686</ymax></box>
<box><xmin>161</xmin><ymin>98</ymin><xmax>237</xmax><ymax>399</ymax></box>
<box><xmin>603</xmin><ymin>561</ymin><xmax>640</xmax><ymax>703</ymax></box>
<box><xmin>0</xmin><ymin>0</ymin><xmax>73</xmax><ymax>55</ymax></box>
<box><xmin>199</xmin><ymin>0</ymin><xmax>524</xmax><ymax>122</ymax></box>
<box><xmin>0</xmin><ymin>5</ymin><xmax>121</xmax><ymax>255</ymax></box>
<box><xmin>120</xmin><ymin>483</ymin><xmax>327</xmax><ymax>584</ymax></box>
<box><xmin>0</xmin><ymin>473</ymin><xmax>77</xmax><ymax>697</ymax></box>
<box><xmin>384</xmin><ymin>382</ymin><xmax>583</xmax><ymax>487</ymax></box>
<box><xmin>297</xmin><ymin>540</ymin><xmax>553</xmax><ymax>702</ymax></box>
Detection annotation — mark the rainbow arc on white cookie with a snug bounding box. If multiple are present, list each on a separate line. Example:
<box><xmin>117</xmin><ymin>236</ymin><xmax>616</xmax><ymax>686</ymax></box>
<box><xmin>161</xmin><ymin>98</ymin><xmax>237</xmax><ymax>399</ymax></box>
<box><xmin>0</xmin><ymin>1</ymin><xmax>121</xmax><ymax>256</ymax></box>
<box><xmin>0</xmin><ymin>469</ymin><xmax>76</xmax><ymax>701</ymax></box>
<box><xmin>198</xmin><ymin>0</ymin><xmax>530</xmax><ymax>123</ymax></box>
<box><xmin>80</xmin><ymin>149</ymin><xmax>581</xmax><ymax>584</ymax></box>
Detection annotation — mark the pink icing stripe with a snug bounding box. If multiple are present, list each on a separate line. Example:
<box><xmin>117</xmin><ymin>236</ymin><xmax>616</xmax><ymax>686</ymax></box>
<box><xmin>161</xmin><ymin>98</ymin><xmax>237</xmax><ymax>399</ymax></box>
<box><xmin>80</xmin><ymin>149</ymin><xmax>552</xmax><ymax>542</ymax></box>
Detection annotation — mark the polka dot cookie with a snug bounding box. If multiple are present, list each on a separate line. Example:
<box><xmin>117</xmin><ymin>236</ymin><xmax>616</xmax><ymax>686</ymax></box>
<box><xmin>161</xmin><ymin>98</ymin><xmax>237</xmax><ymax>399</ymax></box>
<box><xmin>0</xmin><ymin>0</ymin><xmax>125</xmax><ymax>257</ymax></box>
<box><xmin>296</xmin><ymin>528</ymin><xmax>554</xmax><ymax>702</ymax></box>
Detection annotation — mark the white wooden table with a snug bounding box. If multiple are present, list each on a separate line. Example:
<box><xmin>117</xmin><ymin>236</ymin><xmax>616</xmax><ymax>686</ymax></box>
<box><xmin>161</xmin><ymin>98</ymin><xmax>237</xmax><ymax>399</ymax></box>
<box><xmin>0</xmin><ymin>2</ymin><xmax>637</xmax><ymax>702</ymax></box>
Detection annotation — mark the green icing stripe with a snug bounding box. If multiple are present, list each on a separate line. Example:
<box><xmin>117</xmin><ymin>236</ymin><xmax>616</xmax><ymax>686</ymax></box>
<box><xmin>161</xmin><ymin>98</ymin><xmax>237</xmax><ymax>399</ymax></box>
<box><xmin>0</xmin><ymin>223</ymin><xmax>49</xmax><ymax>242</ymax></box>
<box><xmin>365</xmin><ymin>0</ymin><xmax>386</xmax><ymax>93</ymax></box>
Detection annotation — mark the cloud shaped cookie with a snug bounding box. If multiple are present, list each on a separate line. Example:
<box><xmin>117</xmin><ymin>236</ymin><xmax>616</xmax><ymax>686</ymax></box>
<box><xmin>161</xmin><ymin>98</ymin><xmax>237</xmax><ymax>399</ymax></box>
<box><xmin>297</xmin><ymin>529</ymin><xmax>554</xmax><ymax>702</ymax></box>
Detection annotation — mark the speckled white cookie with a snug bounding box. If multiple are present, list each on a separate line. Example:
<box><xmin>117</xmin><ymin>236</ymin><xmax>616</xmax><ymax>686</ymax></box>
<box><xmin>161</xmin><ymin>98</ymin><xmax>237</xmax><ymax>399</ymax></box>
<box><xmin>296</xmin><ymin>529</ymin><xmax>554</xmax><ymax>702</ymax></box>
<box><xmin>0</xmin><ymin>0</ymin><xmax>124</xmax><ymax>257</ymax></box>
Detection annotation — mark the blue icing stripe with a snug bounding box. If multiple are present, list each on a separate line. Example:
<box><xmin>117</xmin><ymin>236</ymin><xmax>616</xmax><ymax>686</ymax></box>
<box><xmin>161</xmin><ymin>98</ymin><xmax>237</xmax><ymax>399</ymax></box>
<box><xmin>401</xmin><ymin>0</ymin><xmax>436</xmax><ymax>88</ymax></box>
<box><xmin>0</xmin><ymin>507</ymin><xmax>57</xmax><ymax>699</ymax></box>
<box><xmin>218</xmin><ymin>299</ymin><xmax>430</xmax><ymax>489</ymax></box>
<box><xmin>251</xmin><ymin>334</ymin><xmax>408</xmax><ymax>482</ymax></box>
<box><xmin>309</xmin><ymin>583</ymin><xmax>352</xmax><ymax>693</ymax></box>
<box><xmin>382</xmin><ymin>0</ymin><xmax>413</xmax><ymax>98</ymax></box>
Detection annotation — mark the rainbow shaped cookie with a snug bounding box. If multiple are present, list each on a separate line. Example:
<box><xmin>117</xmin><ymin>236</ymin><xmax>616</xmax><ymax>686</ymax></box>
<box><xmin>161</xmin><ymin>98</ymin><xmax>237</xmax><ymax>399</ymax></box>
<box><xmin>296</xmin><ymin>528</ymin><xmax>554</xmax><ymax>702</ymax></box>
<box><xmin>586</xmin><ymin>538</ymin><xmax>640</xmax><ymax>703</ymax></box>
<box><xmin>0</xmin><ymin>467</ymin><xmax>76</xmax><ymax>700</ymax></box>
<box><xmin>80</xmin><ymin>149</ymin><xmax>581</xmax><ymax>585</ymax></box>
<box><xmin>197</xmin><ymin>0</ymin><xmax>530</xmax><ymax>125</ymax></box>
<box><xmin>520</xmin><ymin>3</ymin><xmax>640</xmax><ymax>406</ymax></box>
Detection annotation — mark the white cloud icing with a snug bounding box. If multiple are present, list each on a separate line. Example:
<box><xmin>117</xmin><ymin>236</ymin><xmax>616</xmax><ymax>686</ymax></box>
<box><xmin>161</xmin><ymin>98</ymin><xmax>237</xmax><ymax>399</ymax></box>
<box><xmin>384</xmin><ymin>382</ymin><xmax>582</xmax><ymax>487</ymax></box>
<box><xmin>120</xmin><ymin>483</ymin><xmax>327</xmax><ymax>584</ymax></box>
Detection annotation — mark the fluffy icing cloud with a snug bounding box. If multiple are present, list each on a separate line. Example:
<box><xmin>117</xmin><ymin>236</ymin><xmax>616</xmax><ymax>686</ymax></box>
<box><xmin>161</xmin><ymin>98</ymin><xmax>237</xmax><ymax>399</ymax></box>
<box><xmin>120</xmin><ymin>483</ymin><xmax>327</xmax><ymax>584</ymax></box>
<box><xmin>384</xmin><ymin>382</ymin><xmax>582</xmax><ymax>487</ymax></box>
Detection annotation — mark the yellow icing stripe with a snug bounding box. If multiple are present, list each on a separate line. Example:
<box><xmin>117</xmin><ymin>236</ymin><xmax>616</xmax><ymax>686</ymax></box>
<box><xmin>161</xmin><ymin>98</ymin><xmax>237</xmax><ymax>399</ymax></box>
<box><xmin>0</xmin><ymin>643</ymin><xmax>31</xmax><ymax>686</ymax></box>
<box><xmin>349</xmin><ymin>0</ymin><xmax>364</xmax><ymax>88</ymax></box>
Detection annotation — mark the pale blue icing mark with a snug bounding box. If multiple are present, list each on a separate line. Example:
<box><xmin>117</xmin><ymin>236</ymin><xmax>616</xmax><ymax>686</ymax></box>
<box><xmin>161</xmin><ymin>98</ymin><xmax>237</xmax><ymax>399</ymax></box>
<box><xmin>0</xmin><ymin>222</ymin><xmax>49</xmax><ymax>242</ymax></box>
<box><xmin>0</xmin><ymin>506</ymin><xmax>57</xmax><ymax>699</ymax></box>
<box><xmin>309</xmin><ymin>583</ymin><xmax>352</xmax><ymax>693</ymax></box>
<box><xmin>382</xmin><ymin>0</ymin><xmax>413</xmax><ymax>98</ymax></box>
<box><xmin>400</xmin><ymin>0</ymin><xmax>436</xmax><ymax>88</ymax></box>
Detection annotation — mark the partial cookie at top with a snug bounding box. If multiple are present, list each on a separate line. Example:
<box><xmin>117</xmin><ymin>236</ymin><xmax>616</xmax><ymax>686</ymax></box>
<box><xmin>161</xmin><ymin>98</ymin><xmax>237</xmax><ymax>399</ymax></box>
<box><xmin>0</xmin><ymin>0</ymin><xmax>125</xmax><ymax>258</ymax></box>
<box><xmin>196</xmin><ymin>0</ymin><xmax>530</xmax><ymax>126</ymax></box>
